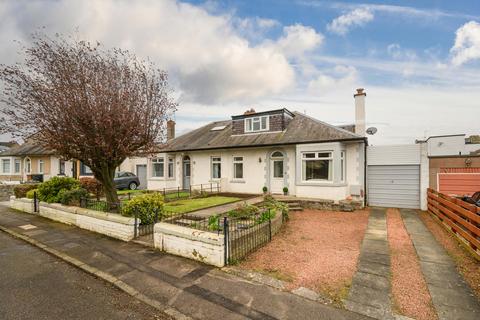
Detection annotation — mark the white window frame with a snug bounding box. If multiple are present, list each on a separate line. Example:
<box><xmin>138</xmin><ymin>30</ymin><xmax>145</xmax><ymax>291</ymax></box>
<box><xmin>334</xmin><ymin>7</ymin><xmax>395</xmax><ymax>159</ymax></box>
<box><xmin>38</xmin><ymin>159</ymin><xmax>44</xmax><ymax>174</ymax></box>
<box><xmin>244</xmin><ymin>115</ymin><xmax>269</xmax><ymax>133</ymax></box>
<box><xmin>14</xmin><ymin>159</ymin><xmax>21</xmax><ymax>174</ymax></box>
<box><xmin>211</xmin><ymin>156</ymin><xmax>221</xmax><ymax>179</ymax></box>
<box><xmin>167</xmin><ymin>157</ymin><xmax>175</xmax><ymax>178</ymax></box>
<box><xmin>301</xmin><ymin>151</ymin><xmax>333</xmax><ymax>182</ymax></box>
<box><xmin>340</xmin><ymin>151</ymin><xmax>346</xmax><ymax>182</ymax></box>
<box><xmin>151</xmin><ymin>157</ymin><xmax>165</xmax><ymax>178</ymax></box>
<box><xmin>1</xmin><ymin>159</ymin><xmax>10</xmax><ymax>174</ymax></box>
<box><xmin>233</xmin><ymin>156</ymin><xmax>244</xmax><ymax>180</ymax></box>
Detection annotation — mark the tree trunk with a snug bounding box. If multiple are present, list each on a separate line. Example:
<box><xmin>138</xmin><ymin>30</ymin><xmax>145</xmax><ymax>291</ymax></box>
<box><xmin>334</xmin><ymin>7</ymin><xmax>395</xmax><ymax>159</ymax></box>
<box><xmin>96</xmin><ymin>165</ymin><xmax>119</xmax><ymax>211</ymax></box>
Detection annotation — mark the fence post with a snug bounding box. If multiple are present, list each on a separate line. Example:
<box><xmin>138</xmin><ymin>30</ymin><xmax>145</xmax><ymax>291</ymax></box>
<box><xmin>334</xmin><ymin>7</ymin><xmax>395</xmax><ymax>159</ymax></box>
<box><xmin>223</xmin><ymin>216</ymin><xmax>228</xmax><ymax>265</ymax></box>
<box><xmin>268</xmin><ymin>209</ymin><xmax>272</xmax><ymax>241</ymax></box>
<box><xmin>189</xmin><ymin>185</ymin><xmax>192</xmax><ymax>197</ymax></box>
<box><xmin>177</xmin><ymin>186</ymin><xmax>180</xmax><ymax>198</ymax></box>
<box><xmin>210</xmin><ymin>183</ymin><xmax>213</xmax><ymax>193</ymax></box>
<box><xmin>200</xmin><ymin>184</ymin><xmax>203</xmax><ymax>194</ymax></box>
<box><xmin>33</xmin><ymin>191</ymin><xmax>38</xmax><ymax>213</ymax></box>
<box><xmin>128</xmin><ymin>193</ymin><xmax>131</xmax><ymax>200</ymax></box>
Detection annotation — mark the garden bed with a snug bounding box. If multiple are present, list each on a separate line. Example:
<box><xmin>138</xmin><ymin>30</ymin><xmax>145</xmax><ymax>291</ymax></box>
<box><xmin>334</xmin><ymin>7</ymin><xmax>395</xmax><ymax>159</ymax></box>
<box><xmin>163</xmin><ymin>196</ymin><xmax>241</xmax><ymax>214</ymax></box>
<box><xmin>239</xmin><ymin>208</ymin><xmax>369</xmax><ymax>304</ymax></box>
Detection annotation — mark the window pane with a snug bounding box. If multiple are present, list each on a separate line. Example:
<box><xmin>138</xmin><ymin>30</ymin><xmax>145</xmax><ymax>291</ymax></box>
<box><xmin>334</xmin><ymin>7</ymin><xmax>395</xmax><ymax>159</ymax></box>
<box><xmin>303</xmin><ymin>159</ymin><xmax>331</xmax><ymax>180</ymax></box>
<box><xmin>317</xmin><ymin>152</ymin><xmax>331</xmax><ymax>158</ymax></box>
<box><xmin>271</xmin><ymin>151</ymin><xmax>283</xmax><ymax>158</ymax></box>
<box><xmin>2</xmin><ymin>160</ymin><xmax>10</xmax><ymax>173</ymax></box>
<box><xmin>212</xmin><ymin>157</ymin><xmax>221</xmax><ymax>162</ymax></box>
<box><xmin>303</xmin><ymin>153</ymin><xmax>315</xmax><ymax>158</ymax></box>
<box><xmin>168</xmin><ymin>159</ymin><xmax>174</xmax><ymax>178</ymax></box>
<box><xmin>234</xmin><ymin>163</ymin><xmax>243</xmax><ymax>179</ymax></box>
<box><xmin>153</xmin><ymin>163</ymin><xmax>164</xmax><ymax>177</ymax></box>
<box><xmin>39</xmin><ymin>161</ymin><xmax>44</xmax><ymax>173</ymax></box>
<box><xmin>233</xmin><ymin>157</ymin><xmax>243</xmax><ymax>162</ymax></box>
<box><xmin>273</xmin><ymin>160</ymin><xmax>283</xmax><ymax>178</ymax></box>
<box><xmin>212</xmin><ymin>163</ymin><xmax>221</xmax><ymax>178</ymax></box>
<box><xmin>253</xmin><ymin>120</ymin><xmax>260</xmax><ymax>131</ymax></box>
<box><xmin>261</xmin><ymin>116</ymin><xmax>267</xmax><ymax>129</ymax></box>
<box><xmin>15</xmin><ymin>160</ymin><xmax>21</xmax><ymax>173</ymax></box>
<box><xmin>184</xmin><ymin>163</ymin><xmax>191</xmax><ymax>176</ymax></box>
<box><xmin>245</xmin><ymin>119</ymin><xmax>252</xmax><ymax>131</ymax></box>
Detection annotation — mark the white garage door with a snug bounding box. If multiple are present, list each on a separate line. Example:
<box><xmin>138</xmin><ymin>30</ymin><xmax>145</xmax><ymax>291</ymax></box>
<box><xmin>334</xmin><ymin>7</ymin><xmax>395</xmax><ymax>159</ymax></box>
<box><xmin>368</xmin><ymin>165</ymin><xmax>420</xmax><ymax>209</ymax></box>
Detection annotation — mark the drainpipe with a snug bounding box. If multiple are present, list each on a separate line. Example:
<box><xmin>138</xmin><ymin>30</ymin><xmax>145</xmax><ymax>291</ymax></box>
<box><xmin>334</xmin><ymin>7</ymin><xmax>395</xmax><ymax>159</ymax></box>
<box><xmin>363</xmin><ymin>138</ymin><xmax>368</xmax><ymax>208</ymax></box>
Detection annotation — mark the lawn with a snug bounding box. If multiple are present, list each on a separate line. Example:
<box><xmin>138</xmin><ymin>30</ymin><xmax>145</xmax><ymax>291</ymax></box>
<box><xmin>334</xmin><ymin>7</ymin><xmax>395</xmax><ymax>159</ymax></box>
<box><xmin>164</xmin><ymin>196</ymin><xmax>241</xmax><ymax>214</ymax></box>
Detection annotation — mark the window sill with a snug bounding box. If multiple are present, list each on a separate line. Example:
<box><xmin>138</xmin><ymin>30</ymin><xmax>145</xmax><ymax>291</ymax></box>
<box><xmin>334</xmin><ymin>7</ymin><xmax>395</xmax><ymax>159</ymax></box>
<box><xmin>149</xmin><ymin>177</ymin><xmax>166</xmax><ymax>181</ymax></box>
<box><xmin>229</xmin><ymin>179</ymin><xmax>245</xmax><ymax>184</ymax></box>
<box><xmin>296</xmin><ymin>181</ymin><xmax>347</xmax><ymax>187</ymax></box>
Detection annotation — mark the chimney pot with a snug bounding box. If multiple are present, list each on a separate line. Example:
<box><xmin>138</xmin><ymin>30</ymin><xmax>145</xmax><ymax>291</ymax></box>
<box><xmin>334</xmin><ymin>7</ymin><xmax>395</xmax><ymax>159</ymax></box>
<box><xmin>167</xmin><ymin>120</ymin><xmax>176</xmax><ymax>141</ymax></box>
<box><xmin>354</xmin><ymin>88</ymin><xmax>366</xmax><ymax>97</ymax></box>
<box><xmin>244</xmin><ymin>108</ymin><xmax>256</xmax><ymax>115</ymax></box>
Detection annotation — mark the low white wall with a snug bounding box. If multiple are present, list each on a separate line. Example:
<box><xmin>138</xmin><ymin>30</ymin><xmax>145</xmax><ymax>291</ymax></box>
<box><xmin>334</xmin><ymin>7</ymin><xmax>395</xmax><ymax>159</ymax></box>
<box><xmin>154</xmin><ymin>223</ymin><xmax>225</xmax><ymax>267</ymax></box>
<box><xmin>10</xmin><ymin>197</ymin><xmax>135</xmax><ymax>241</ymax></box>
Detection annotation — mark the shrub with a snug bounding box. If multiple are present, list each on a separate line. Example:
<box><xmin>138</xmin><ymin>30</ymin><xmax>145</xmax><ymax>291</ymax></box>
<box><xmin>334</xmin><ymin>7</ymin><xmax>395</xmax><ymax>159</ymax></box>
<box><xmin>122</xmin><ymin>192</ymin><xmax>164</xmax><ymax>225</ymax></box>
<box><xmin>58</xmin><ymin>188</ymin><xmax>89</xmax><ymax>206</ymax></box>
<box><xmin>263</xmin><ymin>195</ymin><xmax>289</xmax><ymax>220</ymax></box>
<box><xmin>208</xmin><ymin>215</ymin><xmax>220</xmax><ymax>231</ymax></box>
<box><xmin>14</xmin><ymin>184</ymin><xmax>39</xmax><ymax>198</ymax></box>
<box><xmin>227</xmin><ymin>202</ymin><xmax>260</xmax><ymax>218</ymax></box>
<box><xmin>79</xmin><ymin>177</ymin><xmax>103</xmax><ymax>199</ymax></box>
<box><xmin>262</xmin><ymin>186</ymin><xmax>268</xmax><ymax>193</ymax></box>
<box><xmin>283</xmin><ymin>187</ymin><xmax>288</xmax><ymax>194</ymax></box>
<box><xmin>26</xmin><ymin>189</ymin><xmax>38</xmax><ymax>199</ymax></box>
<box><xmin>37</xmin><ymin>176</ymin><xmax>80</xmax><ymax>203</ymax></box>
<box><xmin>257</xmin><ymin>209</ymin><xmax>276</xmax><ymax>224</ymax></box>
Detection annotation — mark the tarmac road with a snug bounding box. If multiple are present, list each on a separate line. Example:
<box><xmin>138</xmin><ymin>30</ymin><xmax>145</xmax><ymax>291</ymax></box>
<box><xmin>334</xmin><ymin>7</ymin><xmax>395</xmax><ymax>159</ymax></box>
<box><xmin>0</xmin><ymin>231</ymin><xmax>170</xmax><ymax>320</ymax></box>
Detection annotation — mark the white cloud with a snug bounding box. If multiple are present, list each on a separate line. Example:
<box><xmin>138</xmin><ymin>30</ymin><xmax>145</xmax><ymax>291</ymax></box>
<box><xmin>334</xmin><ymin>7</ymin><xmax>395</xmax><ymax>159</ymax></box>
<box><xmin>0</xmin><ymin>0</ymin><xmax>315</xmax><ymax>104</ymax></box>
<box><xmin>450</xmin><ymin>21</ymin><xmax>480</xmax><ymax>66</ymax></box>
<box><xmin>276</xmin><ymin>24</ymin><xmax>324</xmax><ymax>58</ymax></box>
<box><xmin>327</xmin><ymin>8</ymin><xmax>374</xmax><ymax>35</ymax></box>
<box><xmin>387</xmin><ymin>44</ymin><xmax>417</xmax><ymax>61</ymax></box>
<box><xmin>307</xmin><ymin>65</ymin><xmax>358</xmax><ymax>93</ymax></box>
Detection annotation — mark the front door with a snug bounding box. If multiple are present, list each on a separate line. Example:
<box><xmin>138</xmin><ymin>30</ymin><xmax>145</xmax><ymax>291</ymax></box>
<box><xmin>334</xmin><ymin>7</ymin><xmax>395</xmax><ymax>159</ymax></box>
<box><xmin>136</xmin><ymin>164</ymin><xmax>147</xmax><ymax>189</ymax></box>
<box><xmin>270</xmin><ymin>151</ymin><xmax>284</xmax><ymax>194</ymax></box>
<box><xmin>183</xmin><ymin>156</ymin><xmax>191</xmax><ymax>190</ymax></box>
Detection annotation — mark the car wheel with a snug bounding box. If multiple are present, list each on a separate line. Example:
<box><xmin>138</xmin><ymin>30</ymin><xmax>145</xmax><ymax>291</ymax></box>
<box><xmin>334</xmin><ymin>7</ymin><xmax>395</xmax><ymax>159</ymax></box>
<box><xmin>128</xmin><ymin>182</ymin><xmax>138</xmax><ymax>190</ymax></box>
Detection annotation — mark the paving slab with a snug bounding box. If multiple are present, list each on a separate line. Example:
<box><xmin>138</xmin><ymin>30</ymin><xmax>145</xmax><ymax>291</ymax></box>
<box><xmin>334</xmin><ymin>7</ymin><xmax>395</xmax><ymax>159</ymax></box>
<box><xmin>346</xmin><ymin>207</ymin><xmax>392</xmax><ymax>319</ymax></box>
<box><xmin>0</xmin><ymin>205</ymin><xmax>371</xmax><ymax>320</ymax></box>
<box><xmin>399</xmin><ymin>209</ymin><xmax>480</xmax><ymax>320</ymax></box>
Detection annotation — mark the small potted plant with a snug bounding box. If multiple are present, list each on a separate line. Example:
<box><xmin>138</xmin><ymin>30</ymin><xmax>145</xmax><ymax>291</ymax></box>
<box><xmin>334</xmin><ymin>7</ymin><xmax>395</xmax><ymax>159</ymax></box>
<box><xmin>262</xmin><ymin>186</ymin><xmax>268</xmax><ymax>194</ymax></box>
<box><xmin>283</xmin><ymin>187</ymin><xmax>288</xmax><ymax>195</ymax></box>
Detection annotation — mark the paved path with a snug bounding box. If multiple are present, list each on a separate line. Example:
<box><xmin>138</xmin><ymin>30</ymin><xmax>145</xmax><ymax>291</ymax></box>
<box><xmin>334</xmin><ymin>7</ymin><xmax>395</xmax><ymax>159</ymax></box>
<box><xmin>0</xmin><ymin>231</ymin><xmax>168</xmax><ymax>320</ymax></box>
<box><xmin>400</xmin><ymin>209</ymin><xmax>480</xmax><ymax>320</ymax></box>
<box><xmin>0</xmin><ymin>205</ymin><xmax>370</xmax><ymax>320</ymax></box>
<box><xmin>189</xmin><ymin>196</ymin><xmax>264</xmax><ymax>217</ymax></box>
<box><xmin>345</xmin><ymin>207</ymin><xmax>392</xmax><ymax>320</ymax></box>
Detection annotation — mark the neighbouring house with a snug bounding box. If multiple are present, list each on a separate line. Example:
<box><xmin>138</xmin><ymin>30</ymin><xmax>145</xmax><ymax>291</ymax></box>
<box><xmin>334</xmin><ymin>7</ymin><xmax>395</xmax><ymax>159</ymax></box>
<box><xmin>146</xmin><ymin>89</ymin><xmax>368</xmax><ymax>204</ymax></box>
<box><xmin>414</xmin><ymin>134</ymin><xmax>480</xmax><ymax>197</ymax></box>
<box><xmin>0</xmin><ymin>141</ymin><xmax>19</xmax><ymax>154</ymax></box>
<box><xmin>0</xmin><ymin>138</ymin><xmax>74</xmax><ymax>183</ymax></box>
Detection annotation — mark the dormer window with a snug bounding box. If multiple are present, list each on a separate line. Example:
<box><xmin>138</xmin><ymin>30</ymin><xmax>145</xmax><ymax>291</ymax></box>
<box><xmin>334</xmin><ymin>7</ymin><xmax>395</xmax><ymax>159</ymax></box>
<box><xmin>245</xmin><ymin>115</ymin><xmax>269</xmax><ymax>133</ymax></box>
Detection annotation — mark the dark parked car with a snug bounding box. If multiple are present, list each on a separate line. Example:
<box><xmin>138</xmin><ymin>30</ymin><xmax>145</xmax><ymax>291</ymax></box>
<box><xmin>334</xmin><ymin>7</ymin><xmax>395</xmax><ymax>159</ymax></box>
<box><xmin>460</xmin><ymin>191</ymin><xmax>480</xmax><ymax>207</ymax></box>
<box><xmin>114</xmin><ymin>171</ymin><xmax>140</xmax><ymax>190</ymax></box>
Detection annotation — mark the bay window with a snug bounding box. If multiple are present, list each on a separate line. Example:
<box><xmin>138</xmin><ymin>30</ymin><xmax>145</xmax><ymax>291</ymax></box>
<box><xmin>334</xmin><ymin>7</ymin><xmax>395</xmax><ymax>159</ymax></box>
<box><xmin>302</xmin><ymin>152</ymin><xmax>333</xmax><ymax>181</ymax></box>
<box><xmin>152</xmin><ymin>158</ymin><xmax>164</xmax><ymax>177</ymax></box>
<box><xmin>211</xmin><ymin>157</ymin><xmax>221</xmax><ymax>179</ymax></box>
<box><xmin>233</xmin><ymin>156</ymin><xmax>243</xmax><ymax>179</ymax></box>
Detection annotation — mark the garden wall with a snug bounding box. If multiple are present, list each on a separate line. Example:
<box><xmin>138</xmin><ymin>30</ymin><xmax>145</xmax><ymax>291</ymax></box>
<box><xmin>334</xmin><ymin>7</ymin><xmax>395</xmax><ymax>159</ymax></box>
<box><xmin>154</xmin><ymin>223</ymin><xmax>225</xmax><ymax>267</ymax></box>
<box><xmin>10</xmin><ymin>197</ymin><xmax>135</xmax><ymax>241</ymax></box>
<box><xmin>0</xmin><ymin>185</ymin><xmax>16</xmax><ymax>201</ymax></box>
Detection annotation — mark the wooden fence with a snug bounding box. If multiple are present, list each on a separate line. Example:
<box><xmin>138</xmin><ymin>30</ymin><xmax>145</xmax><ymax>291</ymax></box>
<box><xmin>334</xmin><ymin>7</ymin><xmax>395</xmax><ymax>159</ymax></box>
<box><xmin>427</xmin><ymin>188</ymin><xmax>480</xmax><ymax>258</ymax></box>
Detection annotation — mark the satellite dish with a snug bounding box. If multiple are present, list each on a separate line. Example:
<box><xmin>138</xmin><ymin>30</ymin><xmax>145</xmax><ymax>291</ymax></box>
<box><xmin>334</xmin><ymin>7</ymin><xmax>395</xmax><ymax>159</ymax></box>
<box><xmin>366</xmin><ymin>127</ymin><xmax>378</xmax><ymax>135</ymax></box>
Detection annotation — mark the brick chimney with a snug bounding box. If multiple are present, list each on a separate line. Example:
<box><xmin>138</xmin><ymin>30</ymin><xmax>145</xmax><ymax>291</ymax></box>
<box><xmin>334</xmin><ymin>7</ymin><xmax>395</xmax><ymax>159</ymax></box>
<box><xmin>243</xmin><ymin>108</ymin><xmax>256</xmax><ymax>115</ymax></box>
<box><xmin>167</xmin><ymin>120</ymin><xmax>176</xmax><ymax>141</ymax></box>
<box><xmin>354</xmin><ymin>88</ymin><xmax>366</xmax><ymax>136</ymax></box>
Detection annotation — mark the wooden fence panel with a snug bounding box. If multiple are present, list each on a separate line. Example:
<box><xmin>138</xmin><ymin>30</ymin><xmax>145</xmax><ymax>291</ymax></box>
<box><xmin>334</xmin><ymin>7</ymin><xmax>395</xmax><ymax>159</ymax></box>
<box><xmin>427</xmin><ymin>188</ymin><xmax>480</xmax><ymax>257</ymax></box>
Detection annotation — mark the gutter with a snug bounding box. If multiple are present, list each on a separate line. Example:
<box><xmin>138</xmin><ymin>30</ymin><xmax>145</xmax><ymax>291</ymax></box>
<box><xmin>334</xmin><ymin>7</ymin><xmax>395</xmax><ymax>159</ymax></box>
<box><xmin>363</xmin><ymin>139</ymin><xmax>368</xmax><ymax>208</ymax></box>
<box><xmin>159</xmin><ymin>137</ymin><xmax>366</xmax><ymax>153</ymax></box>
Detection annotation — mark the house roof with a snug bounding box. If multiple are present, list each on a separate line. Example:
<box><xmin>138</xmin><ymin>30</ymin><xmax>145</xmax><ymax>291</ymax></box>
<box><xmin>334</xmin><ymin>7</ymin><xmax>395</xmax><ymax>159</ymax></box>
<box><xmin>160</xmin><ymin>111</ymin><xmax>365</xmax><ymax>153</ymax></box>
<box><xmin>0</xmin><ymin>140</ymin><xmax>55</xmax><ymax>157</ymax></box>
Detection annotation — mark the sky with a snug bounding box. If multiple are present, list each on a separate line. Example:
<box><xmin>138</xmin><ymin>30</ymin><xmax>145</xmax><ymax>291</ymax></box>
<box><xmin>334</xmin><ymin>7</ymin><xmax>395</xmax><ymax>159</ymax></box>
<box><xmin>0</xmin><ymin>0</ymin><xmax>479</xmax><ymax>145</ymax></box>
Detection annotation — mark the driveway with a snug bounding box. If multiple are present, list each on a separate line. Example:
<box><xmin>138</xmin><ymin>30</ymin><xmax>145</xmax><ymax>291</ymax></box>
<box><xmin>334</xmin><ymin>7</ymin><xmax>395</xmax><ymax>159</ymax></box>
<box><xmin>0</xmin><ymin>231</ymin><xmax>168</xmax><ymax>320</ymax></box>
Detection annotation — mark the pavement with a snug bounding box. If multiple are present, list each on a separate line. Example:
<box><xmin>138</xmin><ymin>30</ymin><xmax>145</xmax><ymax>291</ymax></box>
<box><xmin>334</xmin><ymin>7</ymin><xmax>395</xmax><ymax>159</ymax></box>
<box><xmin>188</xmin><ymin>196</ymin><xmax>264</xmax><ymax>217</ymax></box>
<box><xmin>0</xmin><ymin>231</ymin><xmax>169</xmax><ymax>320</ymax></box>
<box><xmin>345</xmin><ymin>207</ymin><xmax>392</xmax><ymax>320</ymax></box>
<box><xmin>400</xmin><ymin>209</ymin><xmax>480</xmax><ymax>320</ymax></box>
<box><xmin>0</xmin><ymin>204</ymin><xmax>370</xmax><ymax>320</ymax></box>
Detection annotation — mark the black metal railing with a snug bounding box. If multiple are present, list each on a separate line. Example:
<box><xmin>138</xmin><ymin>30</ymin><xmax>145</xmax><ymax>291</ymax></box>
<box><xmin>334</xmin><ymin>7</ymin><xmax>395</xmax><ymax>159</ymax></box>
<box><xmin>116</xmin><ymin>182</ymin><xmax>221</xmax><ymax>202</ymax></box>
<box><xmin>165</xmin><ymin>213</ymin><xmax>223</xmax><ymax>233</ymax></box>
<box><xmin>79</xmin><ymin>197</ymin><xmax>123</xmax><ymax>213</ymax></box>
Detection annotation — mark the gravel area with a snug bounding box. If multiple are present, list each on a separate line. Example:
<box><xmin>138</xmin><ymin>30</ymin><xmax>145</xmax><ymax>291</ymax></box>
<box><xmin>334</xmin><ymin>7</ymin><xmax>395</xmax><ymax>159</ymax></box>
<box><xmin>419</xmin><ymin>211</ymin><xmax>480</xmax><ymax>299</ymax></box>
<box><xmin>387</xmin><ymin>208</ymin><xmax>437</xmax><ymax>320</ymax></box>
<box><xmin>240</xmin><ymin>209</ymin><xmax>369</xmax><ymax>303</ymax></box>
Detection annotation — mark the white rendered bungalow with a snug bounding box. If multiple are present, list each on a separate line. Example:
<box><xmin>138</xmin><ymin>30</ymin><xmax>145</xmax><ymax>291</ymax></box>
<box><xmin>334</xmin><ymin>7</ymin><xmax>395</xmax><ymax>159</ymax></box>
<box><xmin>147</xmin><ymin>89</ymin><xmax>368</xmax><ymax>205</ymax></box>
